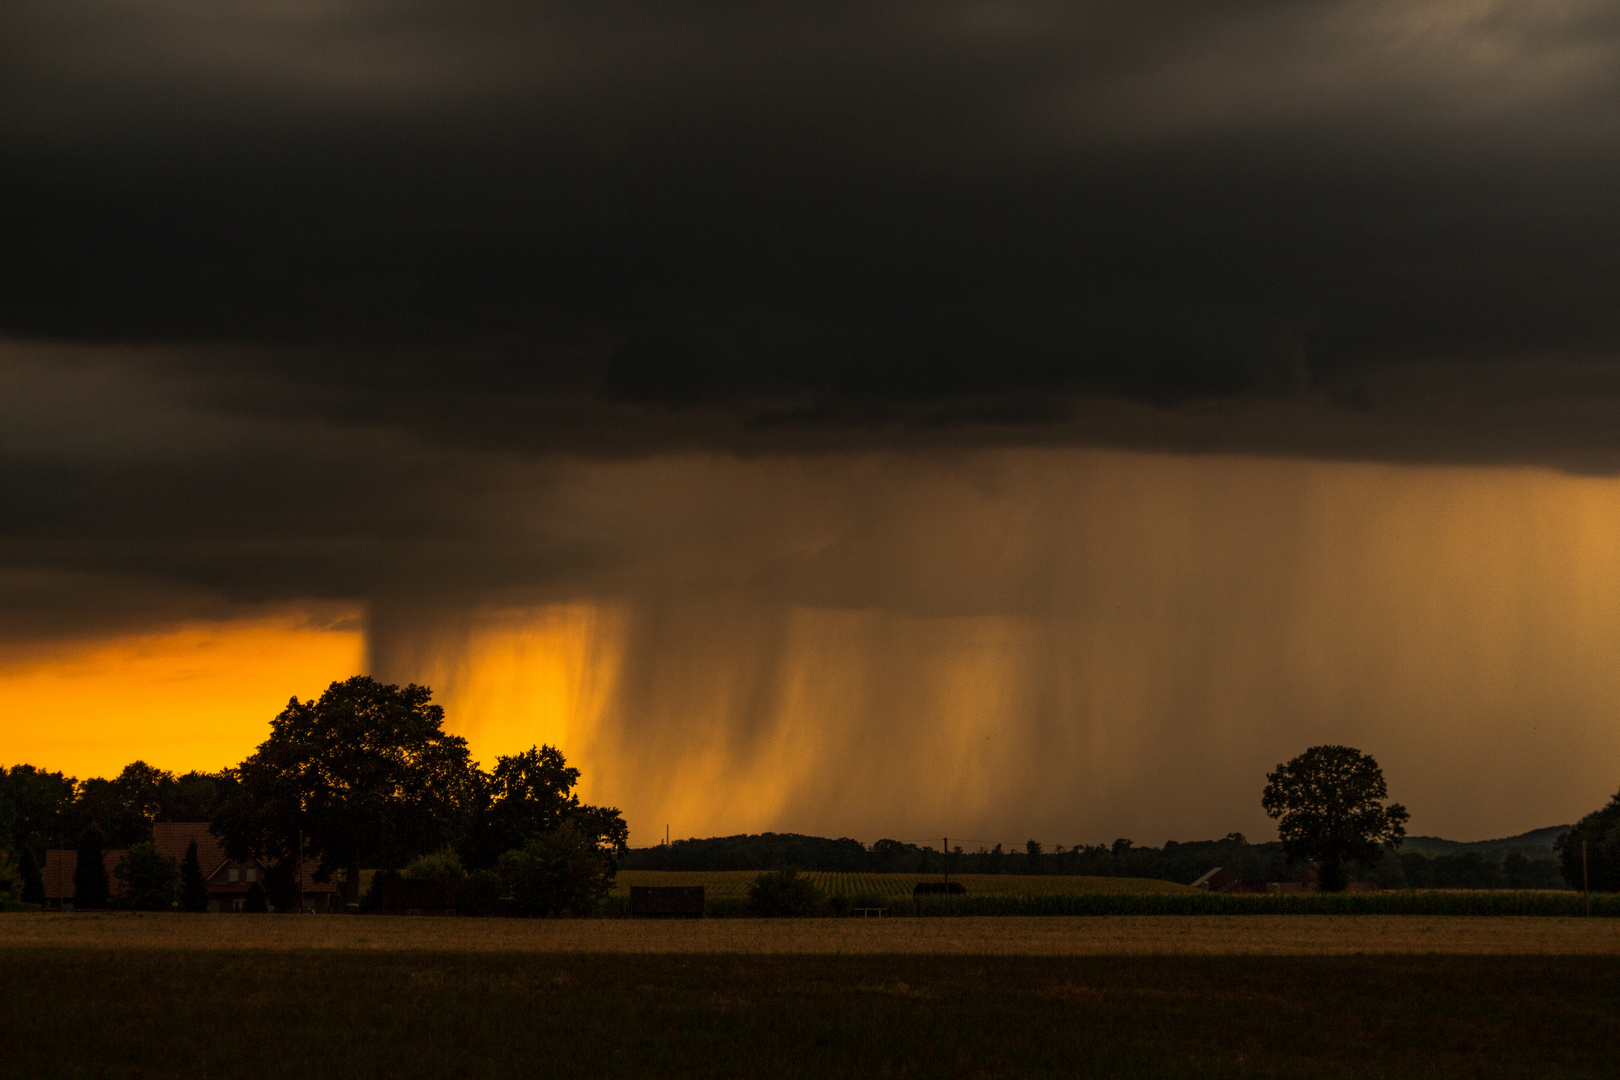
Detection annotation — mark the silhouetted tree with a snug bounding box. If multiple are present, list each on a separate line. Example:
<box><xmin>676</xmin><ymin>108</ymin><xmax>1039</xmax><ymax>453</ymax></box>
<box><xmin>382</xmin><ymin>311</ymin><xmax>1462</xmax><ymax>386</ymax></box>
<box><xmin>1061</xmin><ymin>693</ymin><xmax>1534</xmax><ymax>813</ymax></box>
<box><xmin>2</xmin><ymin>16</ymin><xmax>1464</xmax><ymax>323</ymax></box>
<box><xmin>180</xmin><ymin>839</ymin><xmax>209</xmax><ymax>912</ymax></box>
<box><xmin>19</xmin><ymin>845</ymin><xmax>45</xmax><ymax>906</ymax></box>
<box><xmin>74</xmin><ymin>824</ymin><xmax>110</xmax><ymax>909</ymax></box>
<box><xmin>69</xmin><ymin>762</ymin><xmax>174</xmax><ymax>848</ymax></box>
<box><xmin>216</xmin><ymin>676</ymin><xmax>479</xmax><ymax>902</ymax></box>
<box><xmin>0</xmin><ymin>849</ymin><xmax>21</xmax><ymax>903</ymax></box>
<box><xmin>2</xmin><ymin>764</ymin><xmax>77</xmax><ymax>859</ymax></box>
<box><xmin>1262</xmin><ymin>745</ymin><xmax>1409</xmax><ymax>892</ymax></box>
<box><xmin>1557</xmin><ymin>789</ymin><xmax>1620</xmax><ymax>892</ymax></box>
<box><xmin>467</xmin><ymin>745</ymin><xmax>628</xmax><ymax>869</ymax></box>
<box><xmin>159</xmin><ymin>772</ymin><xmax>237</xmax><ymax>824</ymax></box>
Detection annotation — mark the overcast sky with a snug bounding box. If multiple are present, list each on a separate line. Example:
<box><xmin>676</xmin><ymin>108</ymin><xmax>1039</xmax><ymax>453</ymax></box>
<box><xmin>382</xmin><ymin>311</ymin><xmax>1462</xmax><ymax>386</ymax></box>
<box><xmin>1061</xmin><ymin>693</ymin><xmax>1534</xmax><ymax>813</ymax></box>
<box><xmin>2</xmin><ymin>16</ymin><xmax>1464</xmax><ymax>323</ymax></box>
<box><xmin>6</xmin><ymin>1</ymin><xmax>1620</xmax><ymax>838</ymax></box>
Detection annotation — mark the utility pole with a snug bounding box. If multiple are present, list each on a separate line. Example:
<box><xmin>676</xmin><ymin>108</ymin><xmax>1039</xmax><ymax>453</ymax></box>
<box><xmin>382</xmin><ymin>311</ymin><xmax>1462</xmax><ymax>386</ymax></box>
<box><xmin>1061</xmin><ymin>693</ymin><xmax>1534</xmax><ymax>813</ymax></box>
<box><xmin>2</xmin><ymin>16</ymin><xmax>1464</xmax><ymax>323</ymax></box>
<box><xmin>297</xmin><ymin>828</ymin><xmax>305</xmax><ymax>915</ymax></box>
<box><xmin>1583</xmin><ymin>840</ymin><xmax>1591</xmax><ymax>917</ymax></box>
<box><xmin>944</xmin><ymin>837</ymin><xmax>950</xmax><ymax>917</ymax></box>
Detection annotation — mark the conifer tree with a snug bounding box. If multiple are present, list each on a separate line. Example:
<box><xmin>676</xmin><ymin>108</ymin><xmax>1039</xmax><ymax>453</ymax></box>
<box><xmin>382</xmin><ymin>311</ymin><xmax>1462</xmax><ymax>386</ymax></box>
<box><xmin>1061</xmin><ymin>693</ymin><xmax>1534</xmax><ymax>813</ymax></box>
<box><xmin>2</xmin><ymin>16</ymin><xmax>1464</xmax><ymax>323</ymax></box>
<box><xmin>180</xmin><ymin>839</ymin><xmax>209</xmax><ymax>912</ymax></box>
<box><xmin>20</xmin><ymin>845</ymin><xmax>45</xmax><ymax>906</ymax></box>
<box><xmin>74</xmin><ymin>824</ymin><xmax>110</xmax><ymax>910</ymax></box>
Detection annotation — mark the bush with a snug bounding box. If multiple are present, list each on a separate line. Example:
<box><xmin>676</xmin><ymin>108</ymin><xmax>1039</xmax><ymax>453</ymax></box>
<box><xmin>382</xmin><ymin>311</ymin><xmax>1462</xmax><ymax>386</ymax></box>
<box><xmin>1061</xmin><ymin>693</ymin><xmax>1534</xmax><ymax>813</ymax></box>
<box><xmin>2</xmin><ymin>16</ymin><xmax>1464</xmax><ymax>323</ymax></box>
<box><xmin>117</xmin><ymin>841</ymin><xmax>180</xmax><ymax>911</ymax></box>
<box><xmin>747</xmin><ymin>868</ymin><xmax>822</xmax><ymax>916</ymax></box>
<box><xmin>404</xmin><ymin>848</ymin><xmax>466</xmax><ymax>880</ymax></box>
<box><xmin>460</xmin><ymin>869</ymin><xmax>502</xmax><ymax>916</ymax></box>
<box><xmin>244</xmin><ymin>882</ymin><xmax>269</xmax><ymax>913</ymax></box>
<box><xmin>501</xmin><ymin>824</ymin><xmax>616</xmax><ymax>917</ymax></box>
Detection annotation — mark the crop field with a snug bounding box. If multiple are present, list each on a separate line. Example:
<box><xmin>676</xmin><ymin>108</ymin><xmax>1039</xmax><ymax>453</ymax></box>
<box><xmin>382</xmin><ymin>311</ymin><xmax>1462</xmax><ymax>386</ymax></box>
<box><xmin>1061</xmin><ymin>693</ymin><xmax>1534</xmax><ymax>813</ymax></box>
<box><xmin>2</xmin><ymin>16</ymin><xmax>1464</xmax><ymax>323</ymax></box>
<box><xmin>10</xmin><ymin>913</ymin><xmax>1620</xmax><ymax>1077</ymax></box>
<box><xmin>6</xmin><ymin>949</ymin><xmax>1620</xmax><ymax>1079</ymax></box>
<box><xmin>612</xmin><ymin>870</ymin><xmax>1196</xmax><ymax>899</ymax></box>
<box><xmin>7</xmin><ymin>912</ymin><xmax>1620</xmax><ymax>954</ymax></box>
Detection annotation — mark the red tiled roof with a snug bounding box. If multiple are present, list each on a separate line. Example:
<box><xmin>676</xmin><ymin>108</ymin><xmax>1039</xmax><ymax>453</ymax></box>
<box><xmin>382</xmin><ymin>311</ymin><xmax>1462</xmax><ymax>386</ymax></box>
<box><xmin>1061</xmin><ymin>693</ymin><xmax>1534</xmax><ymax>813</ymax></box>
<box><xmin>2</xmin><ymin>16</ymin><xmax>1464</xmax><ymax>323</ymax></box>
<box><xmin>152</xmin><ymin>822</ymin><xmax>229</xmax><ymax>878</ymax></box>
<box><xmin>153</xmin><ymin>822</ymin><xmax>338</xmax><ymax>893</ymax></box>
<box><xmin>42</xmin><ymin>849</ymin><xmax>130</xmax><ymax>900</ymax></box>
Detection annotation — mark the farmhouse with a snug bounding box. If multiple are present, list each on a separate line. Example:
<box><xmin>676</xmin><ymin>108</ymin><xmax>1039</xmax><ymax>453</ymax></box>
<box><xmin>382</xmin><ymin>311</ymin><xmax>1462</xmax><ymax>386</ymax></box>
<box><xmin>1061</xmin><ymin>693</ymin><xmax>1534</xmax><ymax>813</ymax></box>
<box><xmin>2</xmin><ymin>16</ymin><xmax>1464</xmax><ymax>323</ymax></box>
<box><xmin>153</xmin><ymin>822</ymin><xmax>339</xmax><ymax>913</ymax></box>
<box><xmin>42</xmin><ymin>823</ymin><xmax>339</xmax><ymax>912</ymax></box>
<box><xmin>41</xmin><ymin>849</ymin><xmax>129</xmax><ymax>909</ymax></box>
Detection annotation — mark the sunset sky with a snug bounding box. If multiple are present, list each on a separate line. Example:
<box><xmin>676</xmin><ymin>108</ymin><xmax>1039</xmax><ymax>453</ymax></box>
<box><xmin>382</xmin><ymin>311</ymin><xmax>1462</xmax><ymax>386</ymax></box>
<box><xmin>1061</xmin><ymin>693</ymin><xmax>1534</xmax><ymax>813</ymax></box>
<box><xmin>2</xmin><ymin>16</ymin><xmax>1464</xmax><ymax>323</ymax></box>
<box><xmin>6</xmin><ymin>0</ymin><xmax>1620</xmax><ymax>847</ymax></box>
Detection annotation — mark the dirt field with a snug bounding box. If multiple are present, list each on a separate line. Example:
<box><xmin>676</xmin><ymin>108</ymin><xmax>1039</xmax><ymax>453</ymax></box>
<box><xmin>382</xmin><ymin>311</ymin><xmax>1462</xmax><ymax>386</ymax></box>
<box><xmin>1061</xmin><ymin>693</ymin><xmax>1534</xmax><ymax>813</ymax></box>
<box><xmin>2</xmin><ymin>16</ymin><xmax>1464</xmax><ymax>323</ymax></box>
<box><xmin>612</xmin><ymin>869</ymin><xmax>1195</xmax><ymax>898</ymax></box>
<box><xmin>7</xmin><ymin>911</ymin><xmax>1620</xmax><ymax>954</ymax></box>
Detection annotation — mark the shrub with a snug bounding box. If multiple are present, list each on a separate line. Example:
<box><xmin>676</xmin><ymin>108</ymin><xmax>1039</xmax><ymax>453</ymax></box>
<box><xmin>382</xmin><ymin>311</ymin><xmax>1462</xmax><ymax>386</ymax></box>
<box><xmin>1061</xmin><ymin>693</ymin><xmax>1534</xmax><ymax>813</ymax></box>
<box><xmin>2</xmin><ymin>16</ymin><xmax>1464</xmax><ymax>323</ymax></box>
<box><xmin>244</xmin><ymin>882</ymin><xmax>269</xmax><ymax>913</ymax></box>
<box><xmin>404</xmin><ymin>848</ymin><xmax>466</xmax><ymax>880</ymax></box>
<box><xmin>747</xmin><ymin>868</ymin><xmax>822</xmax><ymax>916</ymax></box>
<box><xmin>501</xmin><ymin>824</ymin><xmax>615</xmax><ymax>917</ymax></box>
<box><xmin>460</xmin><ymin>869</ymin><xmax>502</xmax><ymax>916</ymax></box>
<box><xmin>117</xmin><ymin>841</ymin><xmax>180</xmax><ymax>911</ymax></box>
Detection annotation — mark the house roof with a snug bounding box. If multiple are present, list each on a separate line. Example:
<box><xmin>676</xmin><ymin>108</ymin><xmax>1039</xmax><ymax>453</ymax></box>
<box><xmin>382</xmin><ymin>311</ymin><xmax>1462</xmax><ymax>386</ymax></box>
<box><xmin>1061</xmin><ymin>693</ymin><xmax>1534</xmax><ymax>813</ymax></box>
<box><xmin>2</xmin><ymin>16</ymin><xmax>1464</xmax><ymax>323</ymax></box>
<box><xmin>1191</xmin><ymin>866</ymin><xmax>1240</xmax><ymax>890</ymax></box>
<box><xmin>152</xmin><ymin>822</ymin><xmax>230</xmax><ymax>878</ymax></box>
<box><xmin>42</xmin><ymin>849</ymin><xmax>130</xmax><ymax>900</ymax></box>
<box><xmin>152</xmin><ymin>822</ymin><xmax>338</xmax><ymax>893</ymax></box>
<box><xmin>45</xmin><ymin>826</ymin><xmax>341</xmax><ymax>901</ymax></box>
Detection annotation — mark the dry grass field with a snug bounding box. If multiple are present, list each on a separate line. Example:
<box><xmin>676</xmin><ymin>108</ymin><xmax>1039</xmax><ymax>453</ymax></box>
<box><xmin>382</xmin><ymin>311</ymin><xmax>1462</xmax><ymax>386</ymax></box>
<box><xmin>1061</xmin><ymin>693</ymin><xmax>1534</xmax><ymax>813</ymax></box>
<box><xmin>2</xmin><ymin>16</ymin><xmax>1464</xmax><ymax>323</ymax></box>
<box><xmin>612</xmin><ymin>870</ymin><xmax>1196</xmax><ymax>899</ymax></box>
<box><xmin>6</xmin><ymin>911</ymin><xmax>1620</xmax><ymax>954</ymax></box>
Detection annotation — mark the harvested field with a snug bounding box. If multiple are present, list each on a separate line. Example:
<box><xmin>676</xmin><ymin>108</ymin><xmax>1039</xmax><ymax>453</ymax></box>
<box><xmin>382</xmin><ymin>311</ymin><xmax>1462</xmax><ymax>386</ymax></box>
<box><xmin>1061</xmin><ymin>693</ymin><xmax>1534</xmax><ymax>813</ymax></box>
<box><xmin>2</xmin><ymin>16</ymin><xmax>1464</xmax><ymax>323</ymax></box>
<box><xmin>6</xmin><ymin>951</ymin><xmax>1619</xmax><ymax>1079</ymax></box>
<box><xmin>6</xmin><ymin>911</ymin><xmax>1620</xmax><ymax>954</ymax></box>
<box><xmin>612</xmin><ymin>870</ymin><xmax>1194</xmax><ymax>899</ymax></box>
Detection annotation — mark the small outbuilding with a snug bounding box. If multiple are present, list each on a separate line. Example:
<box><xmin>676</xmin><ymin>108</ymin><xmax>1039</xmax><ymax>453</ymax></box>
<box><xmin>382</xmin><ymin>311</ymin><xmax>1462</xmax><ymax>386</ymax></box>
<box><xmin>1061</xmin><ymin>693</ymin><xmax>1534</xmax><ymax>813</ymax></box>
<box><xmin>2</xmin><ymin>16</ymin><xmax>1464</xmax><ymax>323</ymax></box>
<box><xmin>630</xmin><ymin>886</ymin><xmax>705</xmax><ymax>918</ymax></box>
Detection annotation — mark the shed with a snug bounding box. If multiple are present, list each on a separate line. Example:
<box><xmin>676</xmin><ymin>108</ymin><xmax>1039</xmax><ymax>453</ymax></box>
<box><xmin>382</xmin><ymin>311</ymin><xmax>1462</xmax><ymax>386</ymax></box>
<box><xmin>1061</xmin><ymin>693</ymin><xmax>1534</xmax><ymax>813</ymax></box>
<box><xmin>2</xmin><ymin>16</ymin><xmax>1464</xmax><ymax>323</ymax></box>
<box><xmin>630</xmin><ymin>886</ymin><xmax>705</xmax><ymax>918</ymax></box>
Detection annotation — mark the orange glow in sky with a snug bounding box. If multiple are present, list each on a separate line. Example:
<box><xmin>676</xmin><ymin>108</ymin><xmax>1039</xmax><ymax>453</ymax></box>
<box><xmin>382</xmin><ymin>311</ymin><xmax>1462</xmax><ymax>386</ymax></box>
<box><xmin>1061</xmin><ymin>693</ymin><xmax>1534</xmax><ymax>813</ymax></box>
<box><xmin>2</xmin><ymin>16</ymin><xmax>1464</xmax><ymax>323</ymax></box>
<box><xmin>0</xmin><ymin>609</ymin><xmax>365</xmax><ymax>780</ymax></box>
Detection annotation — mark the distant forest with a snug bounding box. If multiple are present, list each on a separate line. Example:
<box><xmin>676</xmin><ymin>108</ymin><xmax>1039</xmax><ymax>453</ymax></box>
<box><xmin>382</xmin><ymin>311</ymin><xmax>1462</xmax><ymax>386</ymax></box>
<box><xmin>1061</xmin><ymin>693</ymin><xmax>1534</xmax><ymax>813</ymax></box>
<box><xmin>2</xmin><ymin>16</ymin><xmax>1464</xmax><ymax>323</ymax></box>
<box><xmin>621</xmin><ymin>830</ymin><xmax>1571</xmax><ymax>891</ymax></box>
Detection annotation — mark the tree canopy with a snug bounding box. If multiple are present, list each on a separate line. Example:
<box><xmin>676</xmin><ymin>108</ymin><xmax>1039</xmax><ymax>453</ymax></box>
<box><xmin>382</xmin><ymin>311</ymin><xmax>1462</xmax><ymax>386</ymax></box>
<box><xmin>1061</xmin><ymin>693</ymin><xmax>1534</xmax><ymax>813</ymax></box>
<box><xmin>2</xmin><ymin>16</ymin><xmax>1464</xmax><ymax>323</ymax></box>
<box><xmin>1262</xmin><ymin>744</ymin><xmax>1409</xmax><ymax>892</ymax></box>
<box><xmin>1556</xmin><ymin>788</ymin><xmax>1620</xmax><ymax>891</ymax></box>
<box><xmin>457</xmin><ymin>743</ymin><xmax>628</xmax><ymax>868</ymax></box>
<box><xmin>215</xmin><ymin>676</ymin><xmax>479</xmax><ymax>899</ymax></box>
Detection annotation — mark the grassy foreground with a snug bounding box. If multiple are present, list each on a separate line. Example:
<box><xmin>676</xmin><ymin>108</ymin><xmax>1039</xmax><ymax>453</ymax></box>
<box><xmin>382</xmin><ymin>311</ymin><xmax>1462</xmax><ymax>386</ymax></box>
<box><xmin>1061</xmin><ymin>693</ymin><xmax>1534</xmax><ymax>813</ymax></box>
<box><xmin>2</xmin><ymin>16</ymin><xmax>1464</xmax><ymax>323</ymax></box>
<box><xmin>4</xmin><ymin>950</ymin><xmax>1618</xmax><ymax>1078</ymax></box>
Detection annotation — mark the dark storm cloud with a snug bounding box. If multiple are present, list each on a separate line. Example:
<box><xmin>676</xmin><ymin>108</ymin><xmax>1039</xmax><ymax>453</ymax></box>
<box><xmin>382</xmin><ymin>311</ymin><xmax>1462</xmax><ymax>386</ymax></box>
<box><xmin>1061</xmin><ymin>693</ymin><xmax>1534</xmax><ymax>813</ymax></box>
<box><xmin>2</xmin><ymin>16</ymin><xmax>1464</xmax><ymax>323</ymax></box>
<box><xmin>7</xmin><ymin>0</ymin><xmax>1620</xmax><ymax>643</ymax></box>
<box><xmin>6</xmin><ymin>0</ymin><xmax>1620</xmax><ymax>444</ymax></box>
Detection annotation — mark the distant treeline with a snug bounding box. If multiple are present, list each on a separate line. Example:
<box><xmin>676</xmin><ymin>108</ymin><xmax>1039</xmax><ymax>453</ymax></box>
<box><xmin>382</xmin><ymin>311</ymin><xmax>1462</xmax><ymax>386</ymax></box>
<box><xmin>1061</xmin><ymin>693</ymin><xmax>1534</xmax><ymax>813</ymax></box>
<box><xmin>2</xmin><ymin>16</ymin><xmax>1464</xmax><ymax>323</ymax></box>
<box><xmin>621</xmin><ymin>832</ymin><xmax>1569</xmax><ymax>890</ymax></box>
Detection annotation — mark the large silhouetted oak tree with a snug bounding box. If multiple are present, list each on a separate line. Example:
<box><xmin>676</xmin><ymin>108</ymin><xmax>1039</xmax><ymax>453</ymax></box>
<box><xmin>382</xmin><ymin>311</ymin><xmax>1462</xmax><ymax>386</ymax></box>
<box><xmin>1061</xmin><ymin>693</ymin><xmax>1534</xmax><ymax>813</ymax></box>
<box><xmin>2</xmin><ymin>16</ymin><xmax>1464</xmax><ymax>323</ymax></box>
<box><xmin>1262</xmin><ymin>745</ymin><xmax>1409</xmax><ymax>892</ymax></box>
<box><xmin>215</xmin><ymin>676</ymin><xmax>477</xmax><ymax>902</ymax></box>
